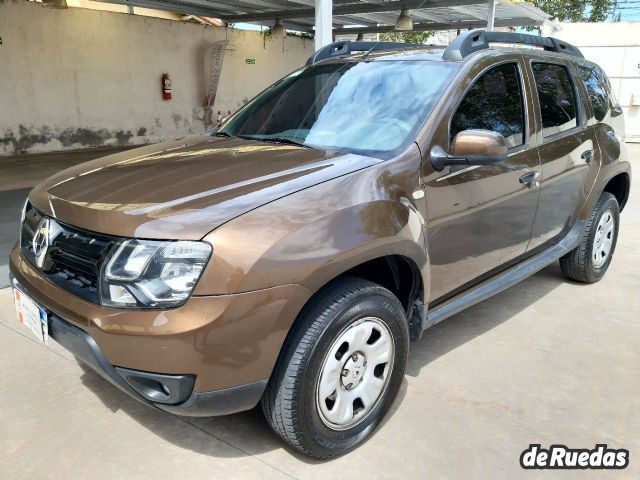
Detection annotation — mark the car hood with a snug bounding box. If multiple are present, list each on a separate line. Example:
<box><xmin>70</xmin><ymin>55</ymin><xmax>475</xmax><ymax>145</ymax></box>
<box><xmin>29</xmin><ymin>135</ymin><xmax>381</xmax><ymax>240</ymax></box>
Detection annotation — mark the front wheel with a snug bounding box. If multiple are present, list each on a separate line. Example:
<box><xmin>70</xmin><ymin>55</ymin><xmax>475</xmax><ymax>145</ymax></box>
<box><xmin>261</xmin><ymin>277</ymin><xmax>409</xmax><ymax>459</ymax></box>
<box><xmin>560</xmin><ymin>192</ymin><xmax>620</xmax><ymax>283</ymax></box>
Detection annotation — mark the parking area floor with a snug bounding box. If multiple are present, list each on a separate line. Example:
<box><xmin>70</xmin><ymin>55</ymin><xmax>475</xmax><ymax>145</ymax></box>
<box><xmin>0</xmin><ymin>145</ymin><xmax>639</xmax><ymax>479</ymax></box>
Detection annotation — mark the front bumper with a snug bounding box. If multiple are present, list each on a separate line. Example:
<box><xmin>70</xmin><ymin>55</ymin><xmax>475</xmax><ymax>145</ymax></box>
<box><xmin>10</xmin><ymin>246</ymin><xmax>312</xmax><ymax>416</ymax></box>
<box><xmin>45</xmin><ymin>306</ymin><xmax>267</xmax><ymax>415</ymax></box>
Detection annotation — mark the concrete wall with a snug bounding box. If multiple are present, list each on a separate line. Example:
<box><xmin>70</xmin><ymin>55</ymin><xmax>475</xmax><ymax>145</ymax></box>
<box><xmin>0</xmin><ymin>1</ymin><xmax>314</xmax><ymax>155</ymax></box>
<box><xmin>541</xmin><ymin>21</ymin><xmax>640</xmax><ymax>141</ymax></box>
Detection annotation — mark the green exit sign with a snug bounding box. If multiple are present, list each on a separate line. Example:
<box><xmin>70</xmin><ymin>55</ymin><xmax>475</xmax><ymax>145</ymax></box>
<box><xmin>246</xmin><ymin>58</ymin><xmax>256</xmax><ymax>64</ymax></box>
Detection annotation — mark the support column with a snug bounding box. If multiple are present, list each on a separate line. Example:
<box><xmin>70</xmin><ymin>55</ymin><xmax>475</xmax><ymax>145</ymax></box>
<box><xmin>315</xmin><ymin>0</ymin><xmax>333</xmax><ymax>50</ymax></box>
<box><xmin>486</xmin><ymin>0</ymin><xmax>496</xmax><ymax>31</ymax></box>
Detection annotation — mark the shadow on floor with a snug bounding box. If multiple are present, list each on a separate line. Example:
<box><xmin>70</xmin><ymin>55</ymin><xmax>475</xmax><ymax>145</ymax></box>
<box><xmin>406</xmin><ymin>262</ymin><xmax>571</xmax><ymax>378</ymax></box>
<box><xmin>77</xmin><ymin>361</ymin><xmax>319</xmax><ymax>461</ymax></box>
<box><xmin>79</xmin><ymin>359</ymin><xmax>411</xmax><ymax>463</ymax></box>
<box><xmin>76</xmin><ymin>262</ymin><xmax>573</xmax><ymax>462</ymax></box>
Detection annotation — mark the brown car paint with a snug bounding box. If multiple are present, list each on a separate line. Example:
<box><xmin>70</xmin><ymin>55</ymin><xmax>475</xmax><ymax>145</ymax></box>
<box><xmin>420</xmin><ymin>52</ymin><xmax>542</xmax><ymax>301</ymax></box>
<box><xmin>198</xmin><ymin>144</ymin><xmax>428</xmax><ymax>295</ymax></box>
<box><xmin>28</xmin><ymin>135</ymin><xmax>378</xmax><ymax>240</ymax></box>
<box><xmin>524</xmin><ymin>53</ymin><xmax>602</xmax><ymax>252</ymax></box>
<box><xmin>10</xmin><ymin>47</ymin><xmax>631</xmax><ymax>407</ymax></box>
<box><xmin>10</xmin><ymin>247</ymin><xmax>313</xmax><ymax>392</ymax></box>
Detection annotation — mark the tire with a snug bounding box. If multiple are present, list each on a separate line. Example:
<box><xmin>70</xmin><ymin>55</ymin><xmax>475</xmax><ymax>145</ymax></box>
<box><xmin>560</xmin><ymin>192</ymin><xmax>620</xmax><ymax>283</ymax></box>
<box><xmin>261</xmin><ymin>276</ymin><xmax>409</xmax><ymax>459</ymax></box>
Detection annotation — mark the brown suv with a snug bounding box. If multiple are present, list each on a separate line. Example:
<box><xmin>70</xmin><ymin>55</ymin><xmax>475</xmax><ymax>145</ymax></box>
<box><xmin>10</xmin><ymin>30</ymin><xmax>631</xmax><ymax>458</ymax></box>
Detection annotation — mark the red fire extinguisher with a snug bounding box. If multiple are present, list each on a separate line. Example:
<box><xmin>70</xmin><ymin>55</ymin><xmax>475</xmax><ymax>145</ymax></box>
<box><xmin>161</xmin><ymin>73</ymin><xmax>172</xmax><ymax>100</ymax></box>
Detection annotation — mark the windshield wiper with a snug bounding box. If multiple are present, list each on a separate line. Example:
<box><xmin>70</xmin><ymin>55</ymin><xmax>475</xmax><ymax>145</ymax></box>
<box><xmin>211</xmin><ymin>131</ymin><xmax>235</xmax><ymax>138</ymax></box>
<box><xmin>214</xmin><ymin>132</ymin><xmax>312</xmax><ymax>148</ymax></box>
<box><xmin>258</xmin><ymin>137</ymin><xmax>312</xmax><ymax>148</ymax></box>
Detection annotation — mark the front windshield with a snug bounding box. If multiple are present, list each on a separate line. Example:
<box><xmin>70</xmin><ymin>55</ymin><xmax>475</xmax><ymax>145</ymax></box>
<box><xmin>219</xmin><ymin>60</ymin><xmax>459</xmax><ymax>158</ymax></box>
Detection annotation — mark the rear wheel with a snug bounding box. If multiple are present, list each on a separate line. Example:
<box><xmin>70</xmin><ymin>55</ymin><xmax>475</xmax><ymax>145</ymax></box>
<box><xmin>261</xmin><ymin>277</ymin><xmax>409</xmax><ymax>459</ymax></box>
<box><xmin>560</xmin><ymin>192</ymin><xmax>620</xmax><ymax>283</ymax></box>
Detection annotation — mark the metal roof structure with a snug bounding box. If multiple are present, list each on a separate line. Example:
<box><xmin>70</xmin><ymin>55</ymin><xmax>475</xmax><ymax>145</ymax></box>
<box><xmin>95</xmin><ymin>0</ymin><xmax>550</xmax><ymax>35</ymax></box>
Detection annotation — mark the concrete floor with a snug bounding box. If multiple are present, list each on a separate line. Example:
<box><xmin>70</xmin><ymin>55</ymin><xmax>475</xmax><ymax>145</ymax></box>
<box><xmin>0</xmin><ymin>146</ymin><xmax>638</xmax><ymax>479</ymax></box>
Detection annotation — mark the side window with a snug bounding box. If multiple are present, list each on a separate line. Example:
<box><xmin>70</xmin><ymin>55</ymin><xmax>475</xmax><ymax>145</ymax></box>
<box><xmin>577</xmin><ymin>64</ymin><xmax>609</xmax><ymax>121</ymax></box>
<box><xmin>450</xmin><ymin>63</ymin><xmax>525</xmax><ymax>148</ymax></box>
<box><xmin>532</xmin><ymin>63</ymin><xmax>578</xmax><ymax>137</ymax></box>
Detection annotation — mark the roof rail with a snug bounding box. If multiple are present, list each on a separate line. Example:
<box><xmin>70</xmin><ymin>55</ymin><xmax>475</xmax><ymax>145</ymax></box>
<box><xmin>306</xmin><ymin>40</ymin><xmax>422</xmax><ymax>65</ymax></box>
<box><xmin>443</xmin><ymin>30</ymin><xmax>584</xmax><ymax>61</ymax></box>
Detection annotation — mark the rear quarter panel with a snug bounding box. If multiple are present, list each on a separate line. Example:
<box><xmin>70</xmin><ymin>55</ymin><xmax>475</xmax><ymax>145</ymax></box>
<box><xmin>579</xmin><ymin>120</ymin><xmax>631</xmax><ymax>218</ymax></box>
<box><xmin>576</xmin><ymin>60</ymin><xmax>632</xmax><ymax>218</ymax></box>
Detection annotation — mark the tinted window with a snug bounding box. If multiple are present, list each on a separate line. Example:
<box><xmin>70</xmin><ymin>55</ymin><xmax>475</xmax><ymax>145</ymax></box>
<box><xmin>221</xmin><ymin>61</ymin><xmax>459</xmax><ymax>158</ymax></box>
<box><xmin>532</xmin><ymin>63</ymin><xmax>578</xmax><ymax>137</ymax></box>
<box><xmin>450</xmin><ymin>63</ymin><xmax>525</xmax><ymax>148</ymax></box>
<box><xmin>577</xmin><ymin>64</ymin><xmax>609</xmax><ymax>121</ymax></box>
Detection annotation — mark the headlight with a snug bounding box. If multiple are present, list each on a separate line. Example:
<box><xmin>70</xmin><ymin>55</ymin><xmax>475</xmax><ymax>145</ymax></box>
<box><xmin>19</xmin><ymin>198</ymin><xmax>29</xmax><ymax>245</ymax></box>
<box><xmin>20</xmin><ymin>198</ymin><xmax>28</xmax><ymax>223</ymax></box>
<box><xmin>101</xmin><ymin>239</ymin><xmax>212</xmax><ymax>308</ymax></box>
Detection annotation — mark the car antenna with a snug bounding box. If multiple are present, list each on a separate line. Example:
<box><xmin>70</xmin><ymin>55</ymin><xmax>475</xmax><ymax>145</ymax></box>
<box><xmin>363</xmin><ymin>41</ymin><xmax>381</xmax><ymax>60</ymax></box>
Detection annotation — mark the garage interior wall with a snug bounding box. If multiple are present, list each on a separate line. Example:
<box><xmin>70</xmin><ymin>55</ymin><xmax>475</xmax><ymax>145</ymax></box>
<box><xmin>0</xmin><ymin>1</ymin><xmax>314</xmax><ymax>155</ymax></box>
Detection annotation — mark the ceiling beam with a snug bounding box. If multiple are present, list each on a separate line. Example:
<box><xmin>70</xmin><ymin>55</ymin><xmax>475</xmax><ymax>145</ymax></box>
<box><xmin>174</xmin><ymin>0</ymin><xmax>300</xmax><ymax>13</ymax></box>
<box><xmin>219</xmin><ymin>0</ymin><xmax>489</xmax><ymax>22</ymax></box>
<box><xmin>363</xmin><ymin>0</ymin><xmax>450</xmax><ymax>22</ymax></box>
<box><xmin>449</xmin><ymin>5</ymin><xmax>486</xmax><ymax>20</ymax></box>
<box><xmin>94</xmin><ymin>0</ymin><xmax>549</xmax><ymax>33</ymax></box>
<box><xmin>95</xmin><ymin>0</ymin><xmax>233</xmax><ymax>17</ymax></box>
<box><xmin>96</xmin><ymin>0</ymin><xmax>315</xmax><ymax>30</ymax></box>
<box><xmin>332</xmin><ymin>17</ymin><xmax>543</xmax><ymax>34</ymax></box>
<box><xmin>333</xmin><ymin>16</ymin><xmax>380</xmax><ymax>26</ymax></box>
<box><xmin>247</xmin><ymin>15</ymin><xmax>374</xmax><ymax>29</ymax></box>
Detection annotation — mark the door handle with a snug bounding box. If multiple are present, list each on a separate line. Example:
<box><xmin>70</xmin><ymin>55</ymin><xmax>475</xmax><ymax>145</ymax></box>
<box><xmin>581</xmin><ymin>149</ymin><xmax>594</xmax><ymax>163</ymax></box>
<box><xmin>519</xmin><ymin>171</ymin><xmax>540</xmax><ymax>189</ymax></box>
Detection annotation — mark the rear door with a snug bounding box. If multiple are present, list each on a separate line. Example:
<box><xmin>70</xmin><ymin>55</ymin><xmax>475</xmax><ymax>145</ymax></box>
<box><xmin>526</xmin><ymin>58</ymin><xmax>601</xmax><ymax>251</ymax></box>
<box><xmin>423</xmin><ymin>57</ymin><xmax>541</xmax><ymax>303</ymax></box>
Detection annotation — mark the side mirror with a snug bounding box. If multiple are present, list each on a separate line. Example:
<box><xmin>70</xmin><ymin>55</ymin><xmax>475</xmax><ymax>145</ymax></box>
<box><xmin>430</xmin><ymin>129</ymin><xmax>508</xmax><ymax>172</ymax></box>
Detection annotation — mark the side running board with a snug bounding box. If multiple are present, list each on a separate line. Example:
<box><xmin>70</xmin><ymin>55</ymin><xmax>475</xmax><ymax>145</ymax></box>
<box><xmin>424</xmin><ymin>220</ymin><xmax>586</xmax><ymax>330</ymax></box>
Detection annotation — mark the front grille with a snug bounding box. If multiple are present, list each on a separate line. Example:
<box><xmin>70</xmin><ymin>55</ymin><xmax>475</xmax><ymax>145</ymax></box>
<box><xmin>21</xmin><ymin>205</ymin><xmax>115</xmax><ymax>303</ymax></box>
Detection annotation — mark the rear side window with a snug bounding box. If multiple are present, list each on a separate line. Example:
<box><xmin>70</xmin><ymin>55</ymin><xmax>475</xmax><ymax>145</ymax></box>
<box><xmin>577</xmin><ymin>64</ymin><xmax>609</xmax><ymax>121</ymax></box>
<box><xmin>450</xmin><ymin>62</ymin><xmax>525</xmax><ymax>148</ymax></box>
<box><xmin>532</xmin><ymin>63</ymin><xmax>578</xmax><ymax>137</ymax></box>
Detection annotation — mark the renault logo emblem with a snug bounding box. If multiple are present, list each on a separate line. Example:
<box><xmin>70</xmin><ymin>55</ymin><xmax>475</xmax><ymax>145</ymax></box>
<box><xmin>32</xmin><ymin>218</ymin><xmax>50</xmax><ymax>269</ymax></box>
<box><xmin>32</xmin><ymin>217</ymin><xmax>60</xmax><ymax>269</ymax></box>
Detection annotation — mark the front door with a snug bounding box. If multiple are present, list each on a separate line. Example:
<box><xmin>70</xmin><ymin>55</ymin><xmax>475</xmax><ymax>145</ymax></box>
<box><xmin>424</xmin><ymin>59</ymin><xmax>541</xmax><ymax>303</ymax></box>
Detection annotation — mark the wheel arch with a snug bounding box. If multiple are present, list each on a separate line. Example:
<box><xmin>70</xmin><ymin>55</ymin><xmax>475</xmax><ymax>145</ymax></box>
<box><xmin>603</xmin><ymin>171</ymin><xmax>630</xmax><ymax>211</ymax></box>
<box><xmin>287</xmin><ymin>251</ymin><xmax>427</xmax><ymax>347</ymax></box>
<box><xmin>579</xmin><ymin>168</ymin><xmax>631</xmax><ymax>219</ymax></box>
<box><xmin>337</xmin><ymin>255</ymin><xmax>424</xmax><ymax>315</ymax></box>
